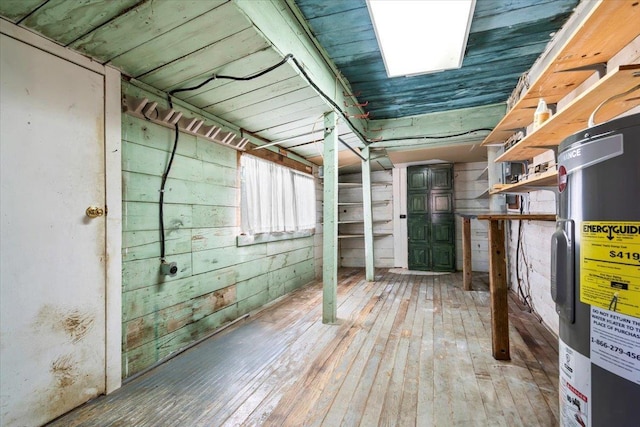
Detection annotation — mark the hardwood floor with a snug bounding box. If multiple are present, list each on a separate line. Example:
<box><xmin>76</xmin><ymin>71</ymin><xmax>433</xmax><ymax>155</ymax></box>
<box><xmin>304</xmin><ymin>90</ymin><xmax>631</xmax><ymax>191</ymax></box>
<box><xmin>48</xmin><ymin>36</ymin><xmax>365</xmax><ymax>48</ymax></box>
<box><xmin>48</xmin><ymin>269</ymin><xmax>559</xmax><ymax>426</ymax></box>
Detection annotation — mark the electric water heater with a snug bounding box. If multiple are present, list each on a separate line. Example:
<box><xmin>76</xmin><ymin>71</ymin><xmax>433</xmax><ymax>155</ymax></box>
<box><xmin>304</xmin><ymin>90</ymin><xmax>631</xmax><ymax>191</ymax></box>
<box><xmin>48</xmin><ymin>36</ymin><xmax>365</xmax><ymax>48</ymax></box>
<box><xmin>551</xmin><ymin>112</ymin><xmax>640</xmax><ymax>426</ymax></box>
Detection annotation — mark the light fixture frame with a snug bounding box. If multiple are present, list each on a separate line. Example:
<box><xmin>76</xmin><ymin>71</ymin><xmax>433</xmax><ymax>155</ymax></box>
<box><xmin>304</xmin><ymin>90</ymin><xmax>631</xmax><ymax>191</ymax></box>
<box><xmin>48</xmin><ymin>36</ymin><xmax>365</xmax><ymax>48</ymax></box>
<box><xmin>366</xmin><ymin>0</ymin><xmax>476</xmax><ymax>78</ymax></box>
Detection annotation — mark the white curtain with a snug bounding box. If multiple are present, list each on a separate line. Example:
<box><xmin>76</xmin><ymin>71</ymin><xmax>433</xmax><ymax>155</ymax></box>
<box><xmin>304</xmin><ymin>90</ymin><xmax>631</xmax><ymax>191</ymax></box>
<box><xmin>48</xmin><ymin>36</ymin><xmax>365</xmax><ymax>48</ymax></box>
<box><xmin>241</xmin><ymin>155</ymin><xmax>316</xmax><ymax>235</ymax></box>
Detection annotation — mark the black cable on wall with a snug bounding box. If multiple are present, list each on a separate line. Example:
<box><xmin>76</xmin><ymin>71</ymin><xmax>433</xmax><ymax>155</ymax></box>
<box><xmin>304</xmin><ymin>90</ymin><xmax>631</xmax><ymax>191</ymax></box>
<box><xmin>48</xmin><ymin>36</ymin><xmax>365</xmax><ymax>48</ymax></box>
<box><xmin>158</xmin><ymin>54</ymin><xmax>298</xmax><ymax>268</ymax></box>
<box><xmin>157</xmin><ymin>52</ymin><xmax>495</xmax><ymax>268</ymax></box>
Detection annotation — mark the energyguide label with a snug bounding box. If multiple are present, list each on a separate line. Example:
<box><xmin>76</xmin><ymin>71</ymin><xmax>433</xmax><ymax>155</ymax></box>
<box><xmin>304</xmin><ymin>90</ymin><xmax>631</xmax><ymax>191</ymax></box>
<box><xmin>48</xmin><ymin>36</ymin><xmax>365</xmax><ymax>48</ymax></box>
<box><xmin>580</xmin><ymin>221</ymin><xmax>640</xmax><ymax>318</ymax></box>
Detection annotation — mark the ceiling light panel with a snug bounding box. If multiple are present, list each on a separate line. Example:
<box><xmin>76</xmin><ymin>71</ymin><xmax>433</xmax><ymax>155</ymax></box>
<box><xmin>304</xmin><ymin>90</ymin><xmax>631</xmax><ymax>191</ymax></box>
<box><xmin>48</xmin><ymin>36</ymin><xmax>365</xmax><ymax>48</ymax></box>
<box><xmin>367</xmin><ymin>0</ymin><xmax>476</xmax><ymax>77</ymax></box>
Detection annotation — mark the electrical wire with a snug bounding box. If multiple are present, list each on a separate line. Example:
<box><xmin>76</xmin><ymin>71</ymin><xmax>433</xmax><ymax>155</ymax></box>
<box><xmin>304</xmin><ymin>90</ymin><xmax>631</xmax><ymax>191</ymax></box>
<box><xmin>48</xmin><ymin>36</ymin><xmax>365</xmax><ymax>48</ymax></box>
<box><xmin>288</xmin><ymin>56</ymin><xmax>371</xmax><ymax>144</ymax></box>
<box><xmin>372</xmin><ymin>128</ymin><xmax>494</xmax><ymax>143</ymax></box>
<box><xmin>159</xmin><ymin>95</ymin><xmax>180</xmax><ymax>262</ymax></box>
<box><xmin>158</xmin><ymin>54</ymin><xmax>300</xmax><ymax>264</ymax></box>
<box><xmin>515</xmin><ymin>195</ymin><xmax>535</xmax><ymax>313</ymax></box>
<box><xmin>515</xmin><ymin>218</ymin><xmax>528</xmax><ymax>307</ymax></box>
<box><xmin>168</xmin><ymin>52</ymin><xmax>489</xmax><ymax>146</ymax></box>
<box><xmin>588</xmin><ymin>83</ymin><xmax>640</xmax><ymax>127</ymax></box>
<box><xmin>168</xmin><ymin>54</ymin><xmax>294</xmax><ymax>97</ymax></box>
<box><xmin>339</xmin><ymin>137</ymin><xmax>366</xmax><ymax>161</ymax></box>
<box><xmin>157</xmin><ymin>53</ymin><xmax>494</xmax><ymax>261</ymax></box>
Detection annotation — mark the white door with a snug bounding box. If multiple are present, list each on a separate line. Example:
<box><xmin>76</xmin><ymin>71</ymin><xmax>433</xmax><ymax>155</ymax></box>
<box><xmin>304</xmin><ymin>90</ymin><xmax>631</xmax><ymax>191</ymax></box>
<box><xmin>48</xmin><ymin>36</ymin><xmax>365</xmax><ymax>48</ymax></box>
<box><xmin>0</xmin><ymin>34</ymin><xmax>106</xmax><ymax>426</ymax></box>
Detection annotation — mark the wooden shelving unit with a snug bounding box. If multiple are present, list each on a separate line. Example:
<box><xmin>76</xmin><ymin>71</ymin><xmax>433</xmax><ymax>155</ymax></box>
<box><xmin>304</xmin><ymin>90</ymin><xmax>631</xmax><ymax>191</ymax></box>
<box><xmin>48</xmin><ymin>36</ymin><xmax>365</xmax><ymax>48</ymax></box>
<box><xmin>337</xmin><ymin>180</ymin><xmax>392</xmax><ymax>239</ymax></box>
<box><xmin>481</xmin><ymin>1</ymin><xmax>640</xmax><ymax>195</ymax></box>
<box><xmin>496</xmin><ymin>64</ymin><xmax>640</xmax><ymax>162</ymax></box>
<box><xmin>481</xmin><ymin>1</ymin><xmax>640</xmax><ymax>147</ymax></box>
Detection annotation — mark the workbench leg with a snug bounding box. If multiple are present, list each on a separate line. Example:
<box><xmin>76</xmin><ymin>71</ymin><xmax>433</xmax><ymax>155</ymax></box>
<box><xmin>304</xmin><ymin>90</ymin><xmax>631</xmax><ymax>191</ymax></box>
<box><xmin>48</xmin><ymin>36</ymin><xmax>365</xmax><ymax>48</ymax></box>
<box><xmin>462</xmin><ymin>217</ymin><xmax>472</xmax><ymax>291</ymax></box>
<box><xmin>488</xmin><ymin>220</ymin><xmax>510</xmax><ymax>360</ymax></box>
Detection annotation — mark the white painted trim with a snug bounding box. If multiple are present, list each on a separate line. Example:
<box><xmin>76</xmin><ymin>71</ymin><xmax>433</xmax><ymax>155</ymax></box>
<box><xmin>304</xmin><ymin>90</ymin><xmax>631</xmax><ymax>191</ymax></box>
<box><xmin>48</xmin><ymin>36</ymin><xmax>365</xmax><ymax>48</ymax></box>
<box><xmin>392</xmin><ymin>168</ymin><xmax>408</xmax><ymax>268</ymax></box>
<box><xmin>104</xmin><ymin>66</ymin><xmax>122</xmax><ymax>394</ymax></box>
<box><xmin>0</xmin><ymin>18</ymin><xmax>105</xmax><ymax>75</ymax></box>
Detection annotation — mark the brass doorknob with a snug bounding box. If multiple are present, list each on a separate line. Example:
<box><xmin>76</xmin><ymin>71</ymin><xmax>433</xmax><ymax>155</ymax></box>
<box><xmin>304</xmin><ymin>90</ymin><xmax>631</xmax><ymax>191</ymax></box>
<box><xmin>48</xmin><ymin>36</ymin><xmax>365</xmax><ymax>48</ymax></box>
<box><xmin>86</xmin><ymin>206</ymin><xmax>104</xmax><ymax>218</ymax></box>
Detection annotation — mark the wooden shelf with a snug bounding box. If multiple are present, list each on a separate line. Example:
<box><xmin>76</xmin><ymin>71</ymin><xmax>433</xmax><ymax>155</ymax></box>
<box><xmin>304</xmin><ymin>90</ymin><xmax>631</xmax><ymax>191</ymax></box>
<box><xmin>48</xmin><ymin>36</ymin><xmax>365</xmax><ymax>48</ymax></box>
<box><xmin>338</xmin><ymin>182</ymin><xmax>391</xmax><ymax>187</ymax></box>
<box><xmin>338</xmin><ymin>233</ymin><xmax>392</xmax><ymax>239</ymax></box>
<box><xmin>496</xmin><ymin>64</ymin><xmax>640</xmax><ymax>162</ymax></box>
<box><xmin>337</xmin><ymin>200</ymin><xmax>390</xmax><ymax>206</ymax></box>
<box><xmin>338</xmin><ymin>220</ymin><xmax>391</xmax><ymax>224</ymax></box>
<box><xmin>490</xmin><ymin>169</ymin><xmax>558</xmax><ymax>194</ymax></box>
<box><xmin>477</xmin><ymin>214</ymin><xmax>556</xmax><ymax>222</ymax></box>
<box><xmin>481</xmin><ymin>0</ymin><xmax>640</xmax><ymax>147</ymax></box>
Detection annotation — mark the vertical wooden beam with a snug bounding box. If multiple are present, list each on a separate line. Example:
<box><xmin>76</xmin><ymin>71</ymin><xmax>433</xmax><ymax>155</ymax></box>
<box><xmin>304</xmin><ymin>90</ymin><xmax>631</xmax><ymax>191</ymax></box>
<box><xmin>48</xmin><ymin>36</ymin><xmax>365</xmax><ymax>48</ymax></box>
<box><xmin>361</xmin><ymin>146</ymin><xmax>375</xmax><ymax>281</ymax></box>
<box><xmin>488</xmin><ymin>219</ymin><xmax>510</xmax><ymax>360</ymax></box>
<box><xmin>322</xmin><ymin>111</ymin><xmax>338</xmax><ymax>324</ymax></box>
<box><xmin>462</xmin><ymin>217</ymin><xmax>472</xmax><ymax>291</ymax></box>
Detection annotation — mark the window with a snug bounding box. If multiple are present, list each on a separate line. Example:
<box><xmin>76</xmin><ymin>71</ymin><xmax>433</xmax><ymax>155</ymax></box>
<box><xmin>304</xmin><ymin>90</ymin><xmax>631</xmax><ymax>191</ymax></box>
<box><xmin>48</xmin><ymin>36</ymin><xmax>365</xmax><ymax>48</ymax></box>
<box><xmin>240</xmin><ymin>155</ymin><xmax>315</xmax><ymax>235</ymax></box>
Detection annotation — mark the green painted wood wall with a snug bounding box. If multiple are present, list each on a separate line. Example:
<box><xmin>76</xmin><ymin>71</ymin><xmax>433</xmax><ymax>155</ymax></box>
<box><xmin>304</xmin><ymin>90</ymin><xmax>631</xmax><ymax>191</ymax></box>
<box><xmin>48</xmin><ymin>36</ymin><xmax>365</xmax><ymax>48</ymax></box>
<box><xmin>121</xmin><ymin>82</ymin><xmax>316</xmax><ymax>378</ymax></box>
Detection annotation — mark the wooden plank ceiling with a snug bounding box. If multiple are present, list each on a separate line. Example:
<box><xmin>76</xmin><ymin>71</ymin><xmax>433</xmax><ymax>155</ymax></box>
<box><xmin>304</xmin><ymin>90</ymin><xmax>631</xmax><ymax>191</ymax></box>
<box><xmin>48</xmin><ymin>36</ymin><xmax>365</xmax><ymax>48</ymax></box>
<box><xmin>295</xmin><ymin>0</ymin><xmax>579</xmax><ymax>119</ymax></box>
<box><xmin>0</xmin><ymin>0</ymin><xmax>580</xmax><ymax>169</ymax></box>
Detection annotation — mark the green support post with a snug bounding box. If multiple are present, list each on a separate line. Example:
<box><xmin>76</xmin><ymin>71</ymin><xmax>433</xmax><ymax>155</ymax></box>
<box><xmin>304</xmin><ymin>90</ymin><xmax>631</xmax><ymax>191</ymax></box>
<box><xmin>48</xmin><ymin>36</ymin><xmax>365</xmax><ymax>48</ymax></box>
<box><xmin>362</xmin><ymin>146</ymin><xmax>375</xmax><ymax>281</ymax></box>
<box><xmin>322</xmin><ymin>111</ymin><xmax>338</xmax><ymax>324</ymax></box>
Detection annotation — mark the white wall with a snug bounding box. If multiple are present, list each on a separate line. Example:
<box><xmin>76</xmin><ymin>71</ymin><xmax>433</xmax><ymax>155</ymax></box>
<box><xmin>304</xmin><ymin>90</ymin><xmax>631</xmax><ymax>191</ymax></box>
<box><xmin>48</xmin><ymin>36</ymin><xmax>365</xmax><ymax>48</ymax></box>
<box><xmin>454</xmin><ymin>162</ymin><xmax>490</xmax><ymax>272</ymax></box>
<box><xmin>506</xmin><ymin>190</ymin><xmax>558</xmax><ymax>333</ymax></box>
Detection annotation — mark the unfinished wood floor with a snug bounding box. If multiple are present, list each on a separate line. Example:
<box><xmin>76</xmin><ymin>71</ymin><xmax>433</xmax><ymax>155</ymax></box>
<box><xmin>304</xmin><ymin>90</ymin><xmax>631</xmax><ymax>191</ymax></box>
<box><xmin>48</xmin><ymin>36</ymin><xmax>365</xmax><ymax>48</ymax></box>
<box><xmin>48</xmin><ymin>269</ymin><xmax>559</xmax><ymax>427</ymax></box>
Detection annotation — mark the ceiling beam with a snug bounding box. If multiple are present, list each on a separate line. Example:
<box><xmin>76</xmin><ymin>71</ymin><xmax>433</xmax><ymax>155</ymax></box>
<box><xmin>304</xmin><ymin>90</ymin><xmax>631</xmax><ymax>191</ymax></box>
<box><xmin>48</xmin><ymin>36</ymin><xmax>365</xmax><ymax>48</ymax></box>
<box><xmin>234</xmin><ymin>0</ymin><xmax>369</xmax><ymax>144</ymax></box>
<box><xmin>367</xmin><ymin>103</ymin><xmax>506</xmax><ymax>145</ymax></box>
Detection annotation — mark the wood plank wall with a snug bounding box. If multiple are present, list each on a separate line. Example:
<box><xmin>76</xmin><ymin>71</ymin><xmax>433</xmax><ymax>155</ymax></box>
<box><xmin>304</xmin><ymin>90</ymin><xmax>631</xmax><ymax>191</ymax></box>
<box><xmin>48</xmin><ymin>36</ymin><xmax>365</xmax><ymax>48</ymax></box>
<box><xmin>454</xmin><ymin>162</ymin><xmax>490</xmax><ymax>272</ymax></box>
<box><xmin>121</xmin><ymin>82</ymin><xmax>316</xmax><ymax>377</ymax></box>
<box><xmin>338</xmin><ymin>170</ymin><xmax>394</xmax><ymax>268</ymax></box>
<box><xmin>505</xmin><ymin>190</ymin><xmax>558</xmax><ymax>334</ymax></box>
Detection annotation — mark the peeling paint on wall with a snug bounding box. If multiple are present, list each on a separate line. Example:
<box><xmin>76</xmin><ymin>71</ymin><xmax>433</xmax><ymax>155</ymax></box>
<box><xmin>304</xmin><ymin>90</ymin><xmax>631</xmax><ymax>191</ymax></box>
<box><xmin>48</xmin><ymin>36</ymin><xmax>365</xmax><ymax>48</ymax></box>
<box><xmin>120</xmin><ymin>82</ymin><xmax>317</xmax><ymax>377</ymax></box>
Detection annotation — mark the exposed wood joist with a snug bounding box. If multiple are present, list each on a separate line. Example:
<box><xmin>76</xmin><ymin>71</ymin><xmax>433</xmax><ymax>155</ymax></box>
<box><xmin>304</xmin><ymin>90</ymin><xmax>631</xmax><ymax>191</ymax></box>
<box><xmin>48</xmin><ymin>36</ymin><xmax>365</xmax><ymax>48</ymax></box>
<box><xmin>244</xmin><ymin>142</ymin><xmax>313</xmax><ymax>175</ymax></box>
<box><xmin>234</xmin><ymin>0</ymin><xmax>369</xmax><ymax>145</ymax></box>
<box><xmin>367</xmin><ymin>103</ymin><xmax>506</xmax><ymax>146</ymax></box>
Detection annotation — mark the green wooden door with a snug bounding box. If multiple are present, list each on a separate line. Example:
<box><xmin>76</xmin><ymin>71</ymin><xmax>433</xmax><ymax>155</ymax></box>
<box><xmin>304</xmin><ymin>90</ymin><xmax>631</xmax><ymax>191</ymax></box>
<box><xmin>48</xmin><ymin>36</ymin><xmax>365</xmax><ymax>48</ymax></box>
<box><xmin>407</xmin><ymin>165</ymin><xmax>455</xmax><ymax>271</ymax></box>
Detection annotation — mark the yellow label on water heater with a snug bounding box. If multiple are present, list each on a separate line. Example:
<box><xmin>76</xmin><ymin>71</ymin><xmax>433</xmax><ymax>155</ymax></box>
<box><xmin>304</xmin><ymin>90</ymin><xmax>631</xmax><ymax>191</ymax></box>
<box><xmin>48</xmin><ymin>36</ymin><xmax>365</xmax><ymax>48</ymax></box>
<box><xmin>580</xmin><ymin>222</ymin><xmax>640</xmax><ymax>318</ymax></box>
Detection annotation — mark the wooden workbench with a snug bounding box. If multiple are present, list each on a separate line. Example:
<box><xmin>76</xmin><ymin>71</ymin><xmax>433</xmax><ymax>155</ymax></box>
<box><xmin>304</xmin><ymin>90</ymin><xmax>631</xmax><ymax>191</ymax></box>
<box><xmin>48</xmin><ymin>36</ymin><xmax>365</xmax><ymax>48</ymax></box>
<box><xmin>458</xmin><ymin>213</ymin><xmax>556</xmax><ymax>360</ymax></box>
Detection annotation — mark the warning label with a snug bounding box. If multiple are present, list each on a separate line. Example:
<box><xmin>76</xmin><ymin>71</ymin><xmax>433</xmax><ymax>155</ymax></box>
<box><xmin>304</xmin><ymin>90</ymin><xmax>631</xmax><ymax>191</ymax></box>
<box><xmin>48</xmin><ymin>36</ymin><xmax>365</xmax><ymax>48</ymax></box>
<box><xmin>591</xmin><ymin>306</ymin><xmax>640</xmax><ymax>384</ymax></box>
<box><xmin>580</xmin><ymin>221</ymin><xmax>640</xmax><ymax>319</ymax></box>
<box><xmin>560</xmin><ymin>340</ymin><xmax>591</xmax><ymax>427</ymax></box>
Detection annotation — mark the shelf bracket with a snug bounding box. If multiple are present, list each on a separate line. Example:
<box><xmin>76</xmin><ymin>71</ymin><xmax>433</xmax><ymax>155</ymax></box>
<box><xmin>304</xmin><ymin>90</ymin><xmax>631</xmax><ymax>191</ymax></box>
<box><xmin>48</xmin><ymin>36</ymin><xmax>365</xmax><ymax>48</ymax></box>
<box><xmin>536</xmin><ymin>145</ymin><xmax>560</xmax><ymax>160</ymax></box>
<box><xmin>503</xmin><ymin>127</ymin><xmax>527</xmax><ymax>138</ymax></box>
<box><xmin>558</xmin><ymin>62</ymin><xmax>607</xmax><ymax>79</ymax></box>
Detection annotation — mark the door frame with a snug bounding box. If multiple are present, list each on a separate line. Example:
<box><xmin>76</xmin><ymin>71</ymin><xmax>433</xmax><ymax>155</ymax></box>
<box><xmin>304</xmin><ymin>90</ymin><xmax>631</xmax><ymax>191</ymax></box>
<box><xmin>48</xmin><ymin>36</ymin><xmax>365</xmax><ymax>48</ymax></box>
<box><xmin>0</xmin><ymin>20</ymin><xmax>122</xmax><ymax>393</ymax></box>
<box><xmin>392</xmin><ymin>167</ymin><xmax>409</xmax><ymax>268</ymax></box>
